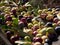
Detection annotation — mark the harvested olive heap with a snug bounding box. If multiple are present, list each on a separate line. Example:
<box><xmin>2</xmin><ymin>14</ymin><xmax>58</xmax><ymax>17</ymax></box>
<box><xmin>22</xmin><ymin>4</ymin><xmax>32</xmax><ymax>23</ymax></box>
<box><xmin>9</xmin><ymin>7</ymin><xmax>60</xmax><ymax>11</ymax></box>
<box><xmin>0</xmin><ymin>1</ymin><xmax>60</xmax><ymax>45</ymax></box>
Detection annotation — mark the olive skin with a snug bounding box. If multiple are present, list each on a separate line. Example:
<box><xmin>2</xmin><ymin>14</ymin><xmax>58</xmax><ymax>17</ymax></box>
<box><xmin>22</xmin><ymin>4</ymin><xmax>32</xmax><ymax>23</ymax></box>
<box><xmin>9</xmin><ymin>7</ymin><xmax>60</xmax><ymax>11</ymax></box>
<box><xmin>33</xmin><ymin>37</ymin><xmax>43</xmax><ymax>43</ymax></box>
<box><xmin>19</xmin><ymin>15</ymin><xmax>23</xmax><ymax>20</ymax></box>
<box><xmin>45</xmin><ymin>22</ymin><xmax>53</xmax><ymax>27</ymax></box>
<box><xmin>45</xmin><ymin>39</ymin><xmax>52</xmax><ymax>44</ymax></box>
<box><xmin>48</xmin><ymin>8</ymin><xmax>52</xmax><ymax>11</ymax></box>
<box><xmin>55</xmin><ymin>26</ymin><xmax>60</xmax><ymax>35</ymax></box>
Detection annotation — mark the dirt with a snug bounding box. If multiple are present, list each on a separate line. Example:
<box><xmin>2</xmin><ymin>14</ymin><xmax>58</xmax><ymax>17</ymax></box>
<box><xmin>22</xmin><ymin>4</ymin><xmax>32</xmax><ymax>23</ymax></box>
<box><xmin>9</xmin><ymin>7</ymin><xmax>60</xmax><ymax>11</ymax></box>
<box><xmin>0</xmin><ymin>32</ymin><xmax>12</xmax><ymax>45</ymax></box>
<box><xmin>52</xmin><ymin>36</ymin><xmax>60</xmax><ymax>45</ymax></box>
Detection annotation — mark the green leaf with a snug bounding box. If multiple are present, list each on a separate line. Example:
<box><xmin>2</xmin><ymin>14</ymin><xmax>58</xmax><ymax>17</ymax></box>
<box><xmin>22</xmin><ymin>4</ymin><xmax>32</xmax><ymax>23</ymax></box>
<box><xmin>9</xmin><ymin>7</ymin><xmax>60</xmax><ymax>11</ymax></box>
<box><xmin>1</xmin><ymin>25</ymin><xmax>10</xmax><ymax>29</ymax></box>
<box><xmin>13</xmin><ymin>18</ymin><xmax>18</xmax><ymax>27</ymax></box>
<box><xmin>0</xmin><ymin>15</ymin><xmax>5</xmax><ymax>21</ymax></box>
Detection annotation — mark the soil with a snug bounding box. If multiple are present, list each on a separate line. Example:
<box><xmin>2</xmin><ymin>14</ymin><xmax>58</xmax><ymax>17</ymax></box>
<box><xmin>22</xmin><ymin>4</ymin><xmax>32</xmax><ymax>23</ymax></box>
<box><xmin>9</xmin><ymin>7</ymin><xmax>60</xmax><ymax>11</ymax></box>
<box><xmin>52</xmin><ymin>36</ymin><xmax>60</xmax><ymax>45</ymax></box>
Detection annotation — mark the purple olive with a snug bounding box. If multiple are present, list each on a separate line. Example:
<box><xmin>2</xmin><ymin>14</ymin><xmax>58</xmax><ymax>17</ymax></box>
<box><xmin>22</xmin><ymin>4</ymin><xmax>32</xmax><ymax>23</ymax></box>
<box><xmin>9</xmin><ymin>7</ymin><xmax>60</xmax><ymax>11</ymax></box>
<box><xmin>55</xmin><ymin>26</ymin><xmax>60</xmax><ymax>34</ymax></box>
<box><xmin>32</xmin><ymin>31</ymin><xmax>38</xmax><ymax>36</ymax></box>
<box><xmin>6</xmin><ymin>30</ymin><xmax>14</xmax><ymax>40</ymax></box>
<box><xmin>45</xmin><ymin>39</ymin><xmax>52</xmax><ymax>44</ymax></box>
<box><xmin>20</xmin><ymin>18</ymin><xmax>27</xmax><ymax>23</ymax></box>
<box><xmin>6</xmin><ymin>16</ymin><xmax>12</xmax><ymax>21</ymax></box>
<box><xmin>18</xmin><ymin>21</ymin><xmax>24</xmax><ymax>29</ymax></box>
<box><xmin>48</xmin><ymin>33</ymin><xmax>57</xmax><ymax>40</ymax></box>
<box><xmin>27</xmin><ymin>18</ymin><xmax>32</xmax><ymax>23</ymax></box>
<box><xmin>33</xmin><ymin>37</ymin><xmax>43</xmax><ymax>43</ymax></box>
<box><xmin>19</xmin><ymin>15</ymin><xmax>23</xmax><ymax>20</ymax></box>
<box><xmin>10</xmin><ymin>35</ymin><xmax>20</xmax><ymax>44</ymax></box>
<box><xmin>45</xmin><ymin>22</ymin><xmax>53</xmax><ymax>27</ymax></box>
<box><xmin>53</xmin><ymin>17</ymin><xmax>59</xmax><ymax>23</ymax></box>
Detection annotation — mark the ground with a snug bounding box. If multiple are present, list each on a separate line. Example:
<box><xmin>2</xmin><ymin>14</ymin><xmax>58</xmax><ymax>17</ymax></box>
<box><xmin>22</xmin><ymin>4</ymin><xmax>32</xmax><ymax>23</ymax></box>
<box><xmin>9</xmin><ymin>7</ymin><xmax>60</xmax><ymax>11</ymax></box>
<box><xmin>52</xmin><ymin>36</ymin><xmax>60</xmax><ymax>45</ymax></box>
